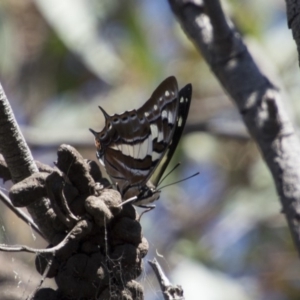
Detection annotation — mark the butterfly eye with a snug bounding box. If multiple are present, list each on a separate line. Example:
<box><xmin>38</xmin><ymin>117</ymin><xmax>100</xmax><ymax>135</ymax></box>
<box><xmin>113</xmin><ymin>118</ymin><xmax>119</xmax><ymax>123</ymax></box>
<box><xmin>130</xmin><ymin>113</ymin><xmax>136</xmax><ymax>119</ymax></box>
<box><xmin>122</xmin><ymin>116</ymin><xmax>128</xmax><ymax>121</ymax></box>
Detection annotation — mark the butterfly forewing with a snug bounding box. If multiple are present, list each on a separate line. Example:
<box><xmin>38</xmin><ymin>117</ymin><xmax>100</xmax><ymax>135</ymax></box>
<box><xmin>135</xmin><ymin>76</ymin><xmax>180</xmax><ymax>181</ymax></box>
<box><xmin>149</xmin><ymin>83</ymin><xmax>192</xmax><ymax>188</ymax></box>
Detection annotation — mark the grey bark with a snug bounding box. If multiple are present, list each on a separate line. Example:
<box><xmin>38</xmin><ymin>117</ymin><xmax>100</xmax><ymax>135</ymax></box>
<box><xmin>0</xmin><ymin>84</ymin><xmax>56</xmax><ymax>241</ymax></box>
<box><xmin>285</xmin><ymin>0</ymin><xmax>300</xmax><ymax>67</ymax></box>
<box><xmin>168</xmin><ymin>0</ymin><xmax>300</xmax><ymax>255</ymax></box>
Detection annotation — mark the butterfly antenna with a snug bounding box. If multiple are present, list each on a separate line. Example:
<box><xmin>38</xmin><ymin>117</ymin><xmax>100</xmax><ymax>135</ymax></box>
<box><xmin>158</xmin><ymin>163</ymin><xmax>181</xmax><ymax>186</ymax></box>
<box><xmin>159</xmin><ymin>172</ymin><xmax>199</xmax><ymax>190</ymax></box>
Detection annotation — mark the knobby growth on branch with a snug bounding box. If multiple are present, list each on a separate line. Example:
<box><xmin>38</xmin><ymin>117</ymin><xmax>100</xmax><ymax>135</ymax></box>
<box><xmin>0</xmin><ymin>142</ymin><xmax>147</xmax><ymax>299</ymax></box>
<box><xmin>0</xmin><ymin>85</ymin><xmax>148</xmax><ymax>299</ymax></box>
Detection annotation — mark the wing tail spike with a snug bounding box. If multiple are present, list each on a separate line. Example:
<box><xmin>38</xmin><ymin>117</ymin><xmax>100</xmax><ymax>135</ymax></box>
<box><xmin>98</xmin><ymin>106</ymin><xmax>110</xmax><ymax>120</ymax></box>
<box><xmin>89</xmin><ymin>128</ymin><xmax>99</xmax><ymax>136</ymax></box>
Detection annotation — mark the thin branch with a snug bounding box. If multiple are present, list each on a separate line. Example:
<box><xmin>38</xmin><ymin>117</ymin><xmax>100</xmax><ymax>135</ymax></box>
<box><xmin>148</xmin><ymin>258</ymin><xmax>184</xmax><ymax>300</ymax></box>
<box><xmin>26</xmin><ymin>256</ymin><xmax>54</xmax><ymax>300</ymax></box>
<box><xmin>0</xmin><ymin>243</ymin><xmax>57</xmax><ymax>254</ymax></box>
<box><xmin>0</xmin><ymin>190</ymin><xmax>45</xmax><ymax>239</ymax></box>
<box><xmin>168</xmin><ymin>0</ymin><xmax>300</xmax><ymax>255</ymax></box>
<box><xmin>0</xmin><ymin>218</ymin><xmax>92</xmax><ymax>255</ymax></box>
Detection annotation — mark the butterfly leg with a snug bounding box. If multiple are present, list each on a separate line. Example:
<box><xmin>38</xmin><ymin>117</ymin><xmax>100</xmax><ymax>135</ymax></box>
<box><xmin>138</xmin><ymin>205</ymin><xmax>156</xmax><ymax>221</ymax></box>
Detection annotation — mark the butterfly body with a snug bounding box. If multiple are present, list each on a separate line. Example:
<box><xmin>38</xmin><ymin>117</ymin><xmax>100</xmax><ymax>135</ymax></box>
<box><xmin>91</xmin><ymin>76</ymin><xmax>192</xmax><ymax>206</ymax></box>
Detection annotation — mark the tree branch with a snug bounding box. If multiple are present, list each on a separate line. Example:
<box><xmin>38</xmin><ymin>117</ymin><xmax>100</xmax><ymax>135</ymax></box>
<box><xmin>0</xmin><ymin>190</ymin><xmax>45</xmax><ymax>239</ymax></box>
<box><xmin>0</xmin><ymin>85</ymin><xmax>38</xmax><ymax>182</ymax></box>
<box><xmin>148</xmin><ymin>258</ymin><xmax>184</xmax><ymax>300</ymax></box>
<box><xmin>168</xmin><ymin>0</ymin><xmax>300</xmax><ymax>255</ymax></box>
<box><xmin>0</xmin><ymin>83</ymin><xmax>56</xmax><ymax>241</ymax></box>
<box><xmin>285</xmin><ymin>0</ymin><xmax>300</xmax><ymax>66</ymax></box>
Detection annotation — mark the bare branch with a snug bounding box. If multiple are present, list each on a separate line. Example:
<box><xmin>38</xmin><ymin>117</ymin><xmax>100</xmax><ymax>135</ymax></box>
<box><xmin>0</xmin><ymin>190</ymin><xmax>45</xmax><ymax>239</ymax></box>
<box><xmin>0</xmin><ymin>84</ymin><xmax>58</xmax><ymax>241</ymax></box>
<box><xmin>0</xmin><ymin>218</ymin><xmax>92</xmax><ymax>255</ymax></box>
<box><xmin>0</xmin><ymin>85</ymin><xmax>38</xmax><ymax>183</ymax></box>
<box><xmin>168</xmin><ymin>0</ymin><xmax>300</xmax><ymax>255</ymax></box>
<box><xmin>148</xmin><ymin>258</ymin><xmax>184</xmax><ymax>300</ymax></box>
<box><xmin>27</xmin><ymin>256</ymin><xmax>54</xmax><ymax>300</ymax></box>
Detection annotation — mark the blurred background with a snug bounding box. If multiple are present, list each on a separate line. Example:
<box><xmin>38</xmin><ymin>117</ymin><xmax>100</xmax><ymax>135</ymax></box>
<box><xmin>0</xmin><ymin>0</ymin><xmax>299</xmax><ymax>299</ymax></box>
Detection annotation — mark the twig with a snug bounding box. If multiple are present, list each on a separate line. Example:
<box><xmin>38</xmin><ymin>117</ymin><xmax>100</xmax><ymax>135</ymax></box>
<box><xmin>0</xmin><ymin>218</ymin><xmax>91</xmax><ymax>254</ymax></box>
<box><xmin>0</xmin><ymin>190</ymin><xmax>45</xmax><ymax>239</ymax></box>
<box><xmin>26</xmin><ymin>255</ymin><xmax>54</xmax><ymax>300</ymax></box>
<box><xmin>168</xmin><ymin>0</ymin><xmax>300</xmax><ymax>256</ymax></box>
<box><xmin>148</xmin><ymin>258</ymin><xmax>184</xmax><ymax>300</ymax></box>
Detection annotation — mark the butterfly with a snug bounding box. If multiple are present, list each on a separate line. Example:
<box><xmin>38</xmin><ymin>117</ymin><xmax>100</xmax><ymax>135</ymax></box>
<box><xmin>90</xmin><ymin>76</ymin><xmax>192</xmax><ymax>207</ymax></box>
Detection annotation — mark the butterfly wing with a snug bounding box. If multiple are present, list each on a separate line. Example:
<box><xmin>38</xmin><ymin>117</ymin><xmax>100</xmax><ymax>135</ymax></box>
<box><xmin>92</xmin><ymin>76</ymin><xmax>180</xmax><ymax>199</ymax></box>
<box><xmin>149</xmin><ymin>83</ymin><xmax>192</xmax><ymax>187</ymax></box>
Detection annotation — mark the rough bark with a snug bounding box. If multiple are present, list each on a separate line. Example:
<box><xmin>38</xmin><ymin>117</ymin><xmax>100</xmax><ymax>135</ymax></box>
<box><xmin>168</xmin><ymin>0</ymin><xmax>300</xmax><ymax>255</ymax></box>
<box><xmin>0</xmin><ymin>85</ymin><xmax>38</xmax><ymax>182</ymax></box>
<box><xmin>285</xmin><ymin>0</ymin><xmax>300</xmax><ymax>66</ymax></box>
<box><xmin>0</xmin><ymin>84</ymin><xmax>59</xmax><ymax>240</ymax></box>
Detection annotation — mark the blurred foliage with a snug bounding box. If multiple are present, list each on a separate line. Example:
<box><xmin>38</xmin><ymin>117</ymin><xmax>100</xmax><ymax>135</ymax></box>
<box><xmin>0</xmin><ymin>0</ymin><xmax>299</xmax><ymax>299</ymax></box>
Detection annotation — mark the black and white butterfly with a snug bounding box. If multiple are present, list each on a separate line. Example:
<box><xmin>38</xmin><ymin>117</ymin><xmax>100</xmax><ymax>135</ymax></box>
<box><xmin>90</xmin><ymin>76</ymin><xmax>192</xmax><ymax>207</ymax></box>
